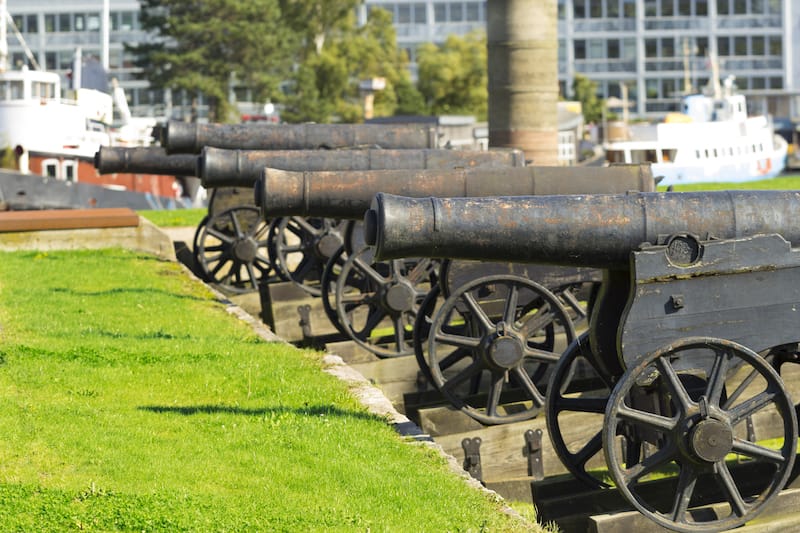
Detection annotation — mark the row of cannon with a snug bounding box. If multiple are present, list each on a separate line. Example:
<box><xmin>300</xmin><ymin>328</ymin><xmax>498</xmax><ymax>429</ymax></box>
<box><xmin>95</xmin><ymin>121</ymin><xmax>800</xmax><ymax>533</ymax></box>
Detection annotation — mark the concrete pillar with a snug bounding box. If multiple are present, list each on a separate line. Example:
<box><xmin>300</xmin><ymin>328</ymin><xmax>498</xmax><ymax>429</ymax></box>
<box><xmin>487</xmin><ymin>0</ymin><xmax>559</xmax><ymax>165</ymax></box>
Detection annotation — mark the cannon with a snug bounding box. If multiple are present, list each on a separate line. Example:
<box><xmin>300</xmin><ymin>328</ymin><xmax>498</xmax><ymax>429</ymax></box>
<box><xmin>365</xmin><ymin>190</ymin><xmax>800</xmax><ymax>532</ymax></box>
<box><xmin>256</xmin><ymin>165</ymin><xmax>655</xmax><ymax>424</ymax></box>
<box><xmin>94</xmin><ymin>146</ymin><xmax>198</xmax><ymax>176</ymax></box>
<box><xmin>198</xmin><ymin>146</ymin><xmax>525</xmax><ymax>188</ymax></box>
<box><xmin>159</xmin><ymin>120</ymin><xmax>440</xmax><ymax>154</ymax></box>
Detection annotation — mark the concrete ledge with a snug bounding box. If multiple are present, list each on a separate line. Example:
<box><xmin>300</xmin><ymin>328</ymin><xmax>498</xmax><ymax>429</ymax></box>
<box><xmin>0</xmin><ymin>215</ymin><xmax>176</xmax><ymax>261</ymax></box>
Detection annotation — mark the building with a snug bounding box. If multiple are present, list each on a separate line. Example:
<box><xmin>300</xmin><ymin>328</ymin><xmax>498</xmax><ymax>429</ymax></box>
<box><xmin>6</xmin><ymin>0</ymin><xmax>800</xmax><ymax>121</ymax></box>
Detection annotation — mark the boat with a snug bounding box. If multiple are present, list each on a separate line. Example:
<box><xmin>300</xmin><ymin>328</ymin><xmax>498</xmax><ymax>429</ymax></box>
<box><xmin>0</xmin><ymin>0</ymin><xmax>191</xmax><ymax>210</ymax></box>
<box><xmin>604</xmin><ymin>76</ymin><xmax>788</xmax><ymax>187</ymax></box>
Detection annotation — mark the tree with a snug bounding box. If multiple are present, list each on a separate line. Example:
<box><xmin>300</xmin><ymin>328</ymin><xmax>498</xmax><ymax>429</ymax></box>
<box><xmin>571</xmin><ymin>74</ymin><xmax>603</xmax><ymax>124</ymax></box>
<box><xmin>416</xmin><ymin>31</ymin><xmax>488</xmax><ymax>120</ymax></box>
<box><xmin>131</xmin><ymin>0</ymin><xmax>295</xmax><ymax>122</ymax></box>
<box><xmin>280</xmin><ymin>6</ymin><xmax>424</xmax><ymax>123</ymax></box>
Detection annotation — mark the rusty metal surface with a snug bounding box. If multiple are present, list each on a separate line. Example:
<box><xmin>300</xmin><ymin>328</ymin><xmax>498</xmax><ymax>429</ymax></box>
<box><xmin>198</xmin><ymin>146</ymin><xmax>526</xmax><ymax>188</ymax></box>
<box><xmin>365</xmin><ymin>190</ymin><xmax>800</xmax><ymax>268</ymax></box>
<box><xmin>161</xmin><ymin>120</ymin><xmax>440</xmax><ymax>153</ymax></box>
<box><xmin>258</xmin><ymin>164</ymin><xmax>654</xmax><ymax>219</ymax></box>
<box><xmin>0</xmin><ymin>208</ymin><xmax>140</xmax><ymax>232</ymax></box>
<box><xmin>94</xmin><ymin>146</ymin><xmax>198</xmax><ymax>176</ymax></box>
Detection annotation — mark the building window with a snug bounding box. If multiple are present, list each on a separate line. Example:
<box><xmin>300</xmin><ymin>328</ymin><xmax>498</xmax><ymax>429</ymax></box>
<box><xmin>414</xmin><ymin>3</ymin><xmax>427</xmax><ymax>23</ymax></box>
<box><xmin>734</xmin><ymin>36</ymin><xmax>747</xmax><ymax>55</ymax></box>
<box><xmin>678</xmin><ymin>0</ymin><xmax>691</xmax><ymax>15</ymax></box>
<box><xmin>398</xmin><ymin>4</ymin><xmax>410</xmax><ymax>23</ymax></box>
<box><xmin>768</xmin><ymin>36</ymin><xmax>782</xmax><ymax>56</ymax></box>
<box><xmin>607</xmin><ymin>0</ymin><xmax>620</xmax><ymax>17</ymax></box>
<box><xmin>574</xmin><ymin>40</ymin><xmax>586</xmax><ymax>60</ymax></box>
<box><xmin>607</xmin><ymin>39</ymin><xmax>620</xmax><ymax>59</ymax></box>
<box><xmin>434</xmin><ymin>3</ymin><xmax>446</xmax><ymax>22</ymax></box>
<box><xmin>45</xmin><ymin>14</ymin><xmax>55</xmax><ymax>32</ymax></box>
<box><xmin>466</xmin><ymin>2</ymin><xmax>480</xmax><ymax>21</ymax></box>
<box><xmin>733</xmin><ymin>0</ymin><xmax>747</xmax><ymax>14</ymax></box>
<box><xmin>661</xmin><ymin>0</ymin><xmax>674</xmax><ymax>16</ymax></box>
<box><xmin>450</xmin><ymin>3</ymin><xmax>463</xmax><ymax>21</ymax></box>
<box><xmin>574</xmin><ymin>0</ymin><xmax>586</xmax><ymax>18</ymax></box>
<box><xmin>696</xmin><ymin>0</ymin><xmax>708</xmax><ymax>15</ymax></box>
<box><xmin>769</xmin><ymin>76</ymin><xmax>783</xmax><ymax>89</ymax></box>
<box><xmin>717</xmin><ymin>36</ymin><xmax>730</xmax><ymax>56</ymax></box>
<box><xmin>59</xmin><ymin>13</ymin><xmax>71</xmax><ymax>32</ymax></box>
<box><xmin>717</xmin><ymin>0</ymin><xmax>729</xmax><ymax>15</ymax></box>
<box><xmin>623</xmin><ymin>0</ymin><xmax>636</xmax><ymax>16</ymax></box>
<box><xmin>645</xmin><ymin>38</ymin><xmax>658</xmax><ymax>58</ymax></box>
<box><xmin>590</xmin><ymin>1</ymin><xmax>602</xmax><ymax>17</ymax></box>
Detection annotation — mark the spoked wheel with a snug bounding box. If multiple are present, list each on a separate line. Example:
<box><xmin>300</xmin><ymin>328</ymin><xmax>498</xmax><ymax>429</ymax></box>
<box><xmin>195</xmin><ymin>206</ymin><xmax>277</xmax><ymax>293</ymax></box>
<box><xmin>270</xmin><ymin>217</ymin><xmax>347</xmax><ymax>296</ymax></box>
<box><xmin>335</xmin><ymin>247</ymin><xmax>438</xmax><ymax>358</ymax></box>
<box><xmin>546</xmin><ymin>332</ymin><xmax>616</xmax><ymax>488</ymax></box>
<box><xmin>603</xmin><ymin>337</ymin><xmax>797</xmax><ymax>532</ymax></box>
<box><xmin>425</xmin><ymin>274</ymin><xmax>577</xmax><ymax>425</ymax></box>
<box><xmin>554</xmin><ymin>281</ymin><xmax>599</xmax><ymax>331</ymax></box>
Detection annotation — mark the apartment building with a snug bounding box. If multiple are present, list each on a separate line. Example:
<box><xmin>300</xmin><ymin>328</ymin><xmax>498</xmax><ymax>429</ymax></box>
<box><xmin>5</xmin><ymin>0</ymin><xmax>799</xmax><ymax>120</ymax></box>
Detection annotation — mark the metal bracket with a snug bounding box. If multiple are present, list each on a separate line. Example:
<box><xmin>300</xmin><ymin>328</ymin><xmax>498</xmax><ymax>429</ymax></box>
<box><xmin>297</xmin><ymin>304</ymin><xmax>312</xmax><ymax>339</ymax></box>
<box><xmin>525</xmin><ymin>429</ymin><xmax>544</xmax><ymax>480</ymax></box>
<box><xmin>461</xmin><ymin>437</ymin><xmax>483</xmax><ymax>482</ymax></box>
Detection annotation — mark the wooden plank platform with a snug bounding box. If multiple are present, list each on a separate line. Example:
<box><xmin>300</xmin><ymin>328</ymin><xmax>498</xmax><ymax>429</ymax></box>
<box><xmin>0</xmin><ymin>208</ymin><xmax>140</xmax><ymax>232</ymax></box>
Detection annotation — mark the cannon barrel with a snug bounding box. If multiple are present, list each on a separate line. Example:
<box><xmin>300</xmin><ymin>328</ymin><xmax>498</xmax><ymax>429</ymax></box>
<box><xmin>199</xmin><ymin>146</ymin><xmax>525</xmax><ymax>188</ymax></box>
<box><xmin>364</xmin><ymin>190</ymin><xmax>800</xmax><ymax>268</ymax></box>
<box><xmin>257</xmin><ymin>164</ymin><xmax>655</xmax><ymax>219</ymax></box>
<box><xmin>161</xmin><ymin>120</ymin><xmax>439</xmax><ymax>153</ymax></box>
<box><xmin>94</xmin><ymin>146</ymin><xmax>198</xmax><ymax>176</ymax></box>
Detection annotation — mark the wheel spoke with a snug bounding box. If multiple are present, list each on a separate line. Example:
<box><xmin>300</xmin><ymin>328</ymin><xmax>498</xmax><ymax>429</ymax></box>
<box><xmin>570</xmin><ymin>430</ymin><xmax>603</xmax><ymax>469</ymax></box>
<box><xmin>706</xmin><ymin>347</ymin><xmax>731</xmax><ymax>408</ymax></box>
<box><xmin>731</xmin><ymin>437</ymin><xmax>788</xmax><ymax>463</ymax></box>
<box><xmin>523</xmin><ymin>346</ymin><xmax>562</xmax><ymax>364</ymax></box>
<box><xmin>433</xmin><ymin>330</ymin><xmax>481</xmax><ymax>350</ymax></box>
<box><xmin>434</xmin><ymin>347</ymin><xmax>474</xmax><ymax>372</ymax></box>
<box><xmin>559</xmin><ymin>287</ymin><xmax>587</xmax><ymax>319</ymax></box>
<box><xmin>723</xmin><ymin>366</ymin><xmax>762</xmax><ymax>410</ymax></box>
<box><xmin>206</xmin><ymin>226</ymin><xmax>236</xmax><ymax>243</ymax></box>
<box><xmin>460</xmin><ymin>291</ymin><xmax>495</xmax><ymax>332</ymax></box>
<box><xmin>617</xmin><ymin>404</ymin><xmax>676</xmax><ymax>432</ymax></box>
<box><xmin>503</xmin><ymin>284</ymin><xmax>520</xmax><ymax>324</ymax></box>
<box><xmin>620</xmin><ymin>442</ymin><xmax>677</xmax><ymax>484</ymax></box>
<box><xmin>486</xmin><ymin>371</ymin><xmax>505</xmax><ymax>417</ymax></box>
<box><xmin>656</xmin><ymin>356</ymin><xmax>693</xmax><ymax>415</ymax></box>
<box><xmin>555</xmin><ymin>395</ymin><xmax>607</xmax><ymax>414</ymax></box>
<box><xmin>669</xmin><ymin>464</ymin><xmax>698</xmax><ymax>524</ymax></box>
<box><xmin>716</xmin><ymin>461</ymin><xmax>749</xmax><ymax>518</ymax></box>
<box><xmin>511</xmin><ymin>366</ymin><xmax>545</xmax><ymax>407</ymax></box>
<box><xmin>227</xmin><ymin>210</ymin><xmax>246</xmax><ymax>238</ymax></box>
<box><xmin>440</xmin><ymin>358</ymin><xmax>485</xmax><ymax>394</ymax></box>
<box><xmin>352</xmin><ymin>257</ymin><xmax>387</xmax><ymax>285</ymax></box>
<box><xmin>728</xmin><ymin>390</ymin><xmax>777</xmax><ymax>426</ymax></box>
<box><xmin>519</xmin><ymin>304</ymin><xmax>557</xmax><ymax>336</ymax></box>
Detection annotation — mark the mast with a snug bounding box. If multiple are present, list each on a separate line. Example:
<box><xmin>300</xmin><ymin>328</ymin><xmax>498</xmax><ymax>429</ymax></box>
<box><xmin>0</xmin><ymin>0</ymin><xmax>8</xmax><ymax>73</ymax></box>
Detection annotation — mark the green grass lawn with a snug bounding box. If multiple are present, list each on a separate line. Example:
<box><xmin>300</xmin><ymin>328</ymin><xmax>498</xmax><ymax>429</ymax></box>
<box><xmin>0</xmin><ymin>248</ymin><xmax>544</xmax><ymax>532</ymax></box>
<box><xmin>657</xmin><ymin>173</ymin><xmax>800</xmax><ymax>191</ymax></box>
<box><xmin>137</xmin><ymin>208</ymin><xmax>207</xmax><ymax>228</ymax></box>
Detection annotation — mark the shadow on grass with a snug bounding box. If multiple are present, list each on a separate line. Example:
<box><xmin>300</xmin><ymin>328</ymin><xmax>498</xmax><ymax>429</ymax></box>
<box><xmin>51</xmin><ymin>286</ymin><xmax>209</xmax><ymax>302</ymax></box>
<box><xmin>138</xmin><ymin>404</ymin><xmax>383</xmax><ymax>422</ymax></box>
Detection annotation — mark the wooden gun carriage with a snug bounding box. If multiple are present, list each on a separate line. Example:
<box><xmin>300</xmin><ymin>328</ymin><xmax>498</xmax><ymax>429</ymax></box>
<box><xmin>364</xmin><ymin>190</ymin><xmax>800</xmax><ymax>532</ymax></box>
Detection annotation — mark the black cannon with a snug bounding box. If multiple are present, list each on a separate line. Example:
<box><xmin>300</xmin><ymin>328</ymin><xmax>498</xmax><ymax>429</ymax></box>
<box><xmin>160</xmin><ymin>120</ymin><xmax>440</xmax><ymax>154</ymax></box>
<box><xmin>94</xmin><ymin>146</ymin><xmax>198</xmax><ymax>176</ymax></box>
<box><xmin>365</xmin><ymin>190</ymin><xmax>800</xmax><ymax>532</ymax></box>
<box><xmin>256</xmin><ymin>165</ymin><xmax>656</xmax><ymax>424</ymax></box>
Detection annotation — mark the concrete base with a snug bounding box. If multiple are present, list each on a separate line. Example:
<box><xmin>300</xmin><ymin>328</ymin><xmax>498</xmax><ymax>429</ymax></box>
<box><xmin>0</xmin><ymin>216</ymin><xmax>176</xmax><ymax>261</ymax></box>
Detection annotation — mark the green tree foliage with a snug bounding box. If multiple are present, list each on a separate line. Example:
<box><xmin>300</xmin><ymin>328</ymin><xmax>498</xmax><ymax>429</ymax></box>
<box><xmin>131</xmin><ymin>0</ymin><xmax>295</xmax><ymax>122</ymax></box>
<box><xmin>280</xmin><ymin>6</ymin><xmax>424</xmax><ymax>123</ymax></box>
<box><xmin>416</xmin><ymin>31</ymin><xmax>488</xmax><ymax>120</ymax></box>
<box><xmin>571</xmin><ymin>74</ymin><xmax>604</xmax><ymax>124</ymax></box>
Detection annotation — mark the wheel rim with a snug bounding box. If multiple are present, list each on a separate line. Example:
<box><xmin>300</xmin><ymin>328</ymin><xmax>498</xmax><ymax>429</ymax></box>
<box><xmin>196</xmin><ymin>206</ymin><xmax>275</xmax><ymax>293</ymax></box>
<box><xmin>546</xmin><ymin>332</ymin><xmax>615</xmax><ymax>488</ymax></box>
<box><xmin>427</xmin><ymin>275</ymin><xmax>577</xmax><ymax>425</ymax></box>
<box><xmin>603</xmin><ymin>337</ymin><xmax>797</xmax><ymax>532</ymax></box>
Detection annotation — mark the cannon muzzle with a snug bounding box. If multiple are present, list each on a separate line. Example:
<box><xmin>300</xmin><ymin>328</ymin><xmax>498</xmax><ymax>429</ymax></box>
<box><xmin>94</xmin><ymin>146</ymin><xmax>198</xmax><ymax>176</ymax></box>
<box><xmin>258</xmin><ymin>164</ymin><xmax>655</xmax><ymax>219</ymax></box>
<box><xmin>364</xmin><ymin>191</ymin><xmax>800</xmax><ymax>268</ymax></box>
<box><xmin>161</xmin><ymin>120</ymin><xmax>439</xmax><ymax>153</ymax></box>
<box><xmin>199</xmin><ymin>146</ymin><xmax>525</xmax><ymax>189</ymax></box>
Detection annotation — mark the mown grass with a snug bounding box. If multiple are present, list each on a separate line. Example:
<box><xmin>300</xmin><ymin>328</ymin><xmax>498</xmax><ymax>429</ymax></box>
<box><xmin>138</xmin><ymin>208</ymin><xmax>207</xmax><ymax>228</ymax></box>
<box><xmin>0</xmin><ymin>248</ymin><xmax>545</xmax><ymax>532</ymax></box>
<box><xmin>657</xmin><ymin>173</ymin><xmax>800</xmax><ymax>191</ymax></box>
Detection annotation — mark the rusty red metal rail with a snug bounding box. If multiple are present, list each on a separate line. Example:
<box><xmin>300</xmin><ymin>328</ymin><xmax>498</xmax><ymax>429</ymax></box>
<box><xmin>0</xmin><ymin>208</ymin><xmax>140</xmax><ymax>232</ymax></box>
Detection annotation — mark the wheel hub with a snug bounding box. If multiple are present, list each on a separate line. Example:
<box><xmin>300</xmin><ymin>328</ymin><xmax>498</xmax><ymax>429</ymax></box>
<box><xmin>233</xmin><ymin>238</ymin><xmax>258</xmax><ymax>262</ymax></box>
<box><xmin>689</xmin><ymin>418</ymin><xmax>734</xmax><ymax>463</ymax></box>
<box><xmin>486</xmin><ymin>322</ymin><xmax>525</xmax><ymax>369</ymax></box>
<box><xmin>383</xmin><ymin>282</ymin><xmax>416</xmax><ymax>312</ymax></box>
<box><xmin>316</xmin><ymin>233</ymin><xmax>344</xmax><ymax>259</ymax></box>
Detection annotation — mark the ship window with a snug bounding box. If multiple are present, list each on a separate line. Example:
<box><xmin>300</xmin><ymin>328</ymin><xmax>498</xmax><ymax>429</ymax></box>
<box><xmin>43</xmin><ymin>159</ymin><xmax>59</xmax><ymax>178</ymax></box>
<box><xmin>663</xmin><ymin>149</ymin><xmax>677</xmax><ymax>162</ymax></box>
<box><xmin>606</xmin><ymin>150</ymin><xmax>627</xmax><ymax>164</ymax></box>
<box><xmin>9</xmin><ymin>81</ymin><xmax>23</xmax><ymax>99</ymax></box>
<box><xmin>63</xmin><ymin>162</ymin><xmax>77</xmax><ymax>182</ymax></box>
<box><xmin>695</xmin><ymin>150</ymin><xmax>701</xmax><ymax>159</ymax></box>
